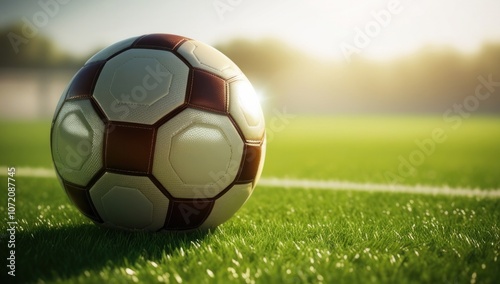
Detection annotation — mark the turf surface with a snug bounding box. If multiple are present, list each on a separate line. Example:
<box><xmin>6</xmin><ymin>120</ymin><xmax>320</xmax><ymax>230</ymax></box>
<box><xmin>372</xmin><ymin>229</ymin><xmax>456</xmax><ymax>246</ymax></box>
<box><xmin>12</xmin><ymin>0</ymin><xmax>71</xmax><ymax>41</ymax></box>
<box><xmin>0</xmin><ymin>116</ymin><xmax>499</xmax><ymax>283</ymax></box>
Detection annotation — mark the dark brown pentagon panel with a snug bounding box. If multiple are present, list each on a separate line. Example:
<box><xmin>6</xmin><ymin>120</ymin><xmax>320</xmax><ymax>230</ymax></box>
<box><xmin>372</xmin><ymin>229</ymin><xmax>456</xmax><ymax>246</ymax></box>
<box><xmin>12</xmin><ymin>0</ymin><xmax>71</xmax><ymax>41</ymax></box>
<box><xmin>187</xmin><ymin>69</ymin><xmax>227</xmax><ymax>113</ymax></box>
<box><xmin>164</xmin><ymin>200</ymin><xmax>214</xmax><ymax>230</ymax></box>
<box><xmin>133</xmin><ymin>34</ymin><xmax>190</xmax><ymax>51</ymax></box>
<box><xmin>105</xmin><ymin>123</ymin><xmax>155</xmax><ymax>174</ymax></box>
<box><xmin>236</xmin><ymin>143</ymin><xmax>263</xmax><ymax>184</ymax></box>
<box><xmin>66</xmin><ymin>61</ymin><xmax>106</xmax><ymax>100</ymax></box>
<box><xmin>63</xmin><ymin>182</ymin><xmax>102</xmax><ymax>222</ymax></box>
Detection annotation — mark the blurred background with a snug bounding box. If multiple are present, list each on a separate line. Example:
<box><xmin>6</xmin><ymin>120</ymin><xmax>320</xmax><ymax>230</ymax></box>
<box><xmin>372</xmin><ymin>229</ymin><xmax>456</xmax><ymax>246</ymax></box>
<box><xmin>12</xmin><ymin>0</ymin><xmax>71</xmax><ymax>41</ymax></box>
<box><xmin>1</xmin><ymin>0</ymin><xmax>499</xmax><ymax>119</ymax></box>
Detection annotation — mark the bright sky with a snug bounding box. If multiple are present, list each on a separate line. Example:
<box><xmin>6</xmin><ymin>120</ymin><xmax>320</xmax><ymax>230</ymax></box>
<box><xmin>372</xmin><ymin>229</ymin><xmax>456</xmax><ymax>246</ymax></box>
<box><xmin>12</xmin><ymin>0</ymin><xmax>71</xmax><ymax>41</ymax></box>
<box><xmin>2</xmin><ymin>0</ymin><xmax>500</xmax><ymax>60</ymax></box>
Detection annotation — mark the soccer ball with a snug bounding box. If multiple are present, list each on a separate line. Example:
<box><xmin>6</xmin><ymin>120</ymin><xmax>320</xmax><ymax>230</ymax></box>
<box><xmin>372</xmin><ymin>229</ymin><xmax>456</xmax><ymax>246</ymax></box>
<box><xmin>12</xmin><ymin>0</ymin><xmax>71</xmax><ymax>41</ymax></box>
<box><xmin>50</xmin><ymin>34</ymin><xmax>266</xmax><ymax>231</ymax></box>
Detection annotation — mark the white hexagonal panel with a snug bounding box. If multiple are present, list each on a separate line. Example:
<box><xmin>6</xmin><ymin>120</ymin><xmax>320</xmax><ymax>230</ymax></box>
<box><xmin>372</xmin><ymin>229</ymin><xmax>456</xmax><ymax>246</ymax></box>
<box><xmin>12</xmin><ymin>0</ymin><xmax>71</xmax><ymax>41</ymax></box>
<box><xmin>200</xmin><ymin>183</ymin><xmax>253</xmax><ymax>229</ymax></box>
<box><xmin>51</xmin><ymin>100</ymin><xmax>104</xmax><ymax>186</ymax></box>
<box><xmin>101</xmin><ymin>186</ymin><xmax>153</xmax><ymax>229</ymax></box>
<box><xmin>93</xmin><ymin>48</ymin><xmax>188</xmax><ymax>125</ymax></box>
<box><xmin>228</xmin><ymin>78</ymin><xmax>265</xmax><ymax>141</ymax></box>
<box><xmin>89</xmin><ymin>173</ymin><xmax>169</xmax><ymax>231</ymax></box>
<box><xmin>170</xmin><ymin>125</ymin><xmax>232</xmax><ymax>184</ymax></box>
<box><xmin>85</xmin><ymin>36</ymin><xmax>140</xmax><ymax>64</ymax></box>
<box><xmin>153</xmin><ymin>108</ymin><xmax>244</xmax><ymax>199</ymax></box>
<box><xmin>177</xmin><ymin>39</ymin><xmax>242</xmax><ymax>80</ymax></box>
<box><xmin>109</xmin><ymin>57</ymin><xmax>172</xmax><ymax>106</ymax></box>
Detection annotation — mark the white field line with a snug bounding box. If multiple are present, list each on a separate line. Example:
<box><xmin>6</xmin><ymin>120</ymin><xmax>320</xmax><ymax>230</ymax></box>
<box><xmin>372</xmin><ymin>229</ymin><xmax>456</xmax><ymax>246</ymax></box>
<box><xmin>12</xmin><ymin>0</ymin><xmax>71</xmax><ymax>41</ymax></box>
<box><xmin>259</xmin><ymin>178</ymin><xmax>500</xmax><ymax>198</ymax></box>
<box><xmin>0</xmin><ymin>166</ymin><xmax>56</xmax><ymax>178</ymax></box>
<box><xmin>1</xmin><ymin>166</ymin><xmax>499</xmax><ymax>198</ymax></box>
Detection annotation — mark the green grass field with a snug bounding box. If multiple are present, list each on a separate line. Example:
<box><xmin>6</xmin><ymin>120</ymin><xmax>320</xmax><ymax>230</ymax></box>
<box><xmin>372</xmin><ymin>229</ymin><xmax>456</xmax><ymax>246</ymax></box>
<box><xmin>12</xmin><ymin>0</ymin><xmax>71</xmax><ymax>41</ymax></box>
<box><xmin>1</xmin><ymin>116</ymin><xmax>499</xmax><ymax>283</ymax></box>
